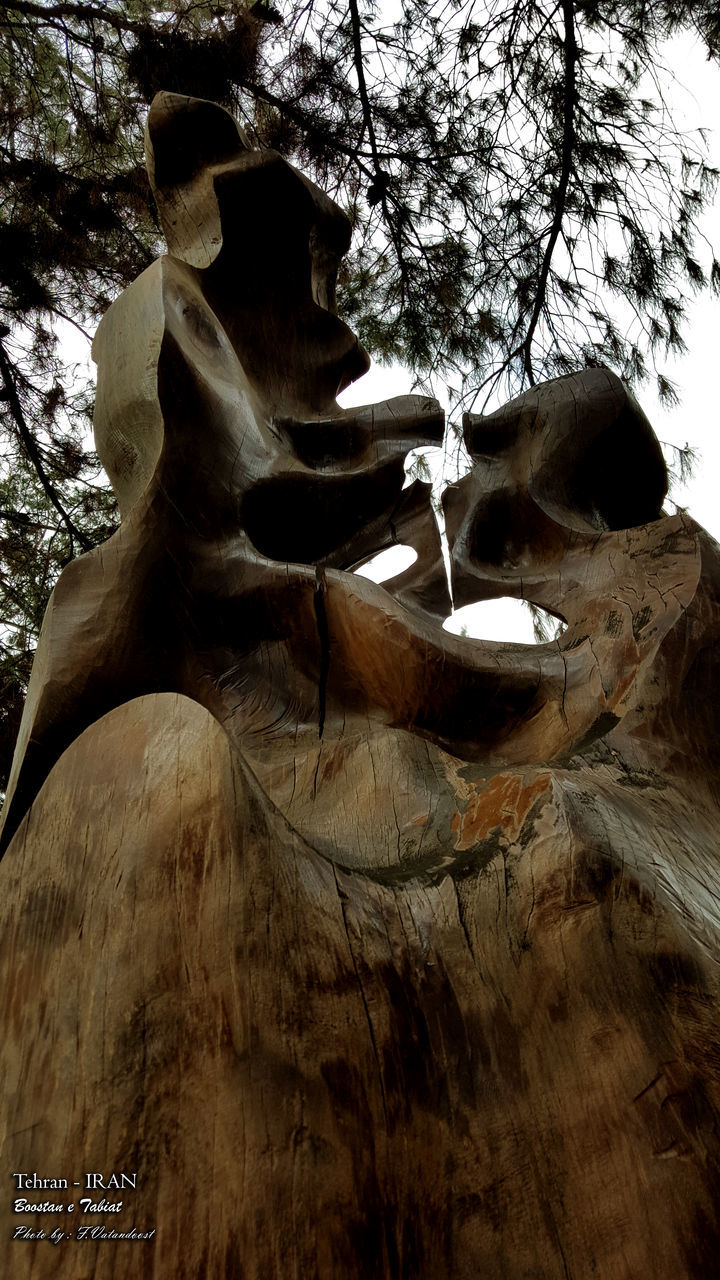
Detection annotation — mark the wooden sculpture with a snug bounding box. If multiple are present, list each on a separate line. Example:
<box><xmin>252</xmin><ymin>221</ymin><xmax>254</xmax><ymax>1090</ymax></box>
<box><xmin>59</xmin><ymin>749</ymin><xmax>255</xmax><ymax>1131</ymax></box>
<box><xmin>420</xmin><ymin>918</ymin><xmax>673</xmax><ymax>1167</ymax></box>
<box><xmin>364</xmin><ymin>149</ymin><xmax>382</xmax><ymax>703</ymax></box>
<box><xmin>2</xmin><ymin>92</ymin><xmax>720</xmax><ymax>1278</ymax></box>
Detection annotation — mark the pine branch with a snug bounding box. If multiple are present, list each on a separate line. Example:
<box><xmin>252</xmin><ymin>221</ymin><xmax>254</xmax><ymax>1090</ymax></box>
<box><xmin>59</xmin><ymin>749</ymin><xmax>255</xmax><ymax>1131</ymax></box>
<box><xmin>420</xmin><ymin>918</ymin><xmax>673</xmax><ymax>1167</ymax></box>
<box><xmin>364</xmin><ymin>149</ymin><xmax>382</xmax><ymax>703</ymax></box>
<box><xmin>346</xmin><ymin>0</ymin><xmax>413</xmax><ymax>309</ymax></box>
<box><xmin>520</xmin><ymin>0</ymin><xmax>578</xmax><ymax>386</ymax></box>
<box><xmin>242</xmin><ymin>78</ymin><xmax>373</xmax><ymax>173</ymax></box>
<box><xmin>346</xmin><ymin>0</ymin><xmax>382</xmax><ymax>179</ymax></box>
<box><xmin>0</xmin><ymin>1</ymin><xmax>145</xmax><ymax>36</ymax></box>
<box><xmin>0</xmin><ymin>340</ymin><xmax>93</xmax><ymax>554</ymax></box>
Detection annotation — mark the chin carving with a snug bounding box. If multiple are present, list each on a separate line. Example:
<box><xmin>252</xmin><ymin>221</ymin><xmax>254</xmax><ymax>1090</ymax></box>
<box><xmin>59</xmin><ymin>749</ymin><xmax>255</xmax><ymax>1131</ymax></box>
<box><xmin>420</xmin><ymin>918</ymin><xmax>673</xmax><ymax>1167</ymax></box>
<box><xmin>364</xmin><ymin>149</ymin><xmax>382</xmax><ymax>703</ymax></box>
<box><xmin>2</xmin><ymin>92</ymin><xmax>720</xmax><ymax>1280</ymax></box>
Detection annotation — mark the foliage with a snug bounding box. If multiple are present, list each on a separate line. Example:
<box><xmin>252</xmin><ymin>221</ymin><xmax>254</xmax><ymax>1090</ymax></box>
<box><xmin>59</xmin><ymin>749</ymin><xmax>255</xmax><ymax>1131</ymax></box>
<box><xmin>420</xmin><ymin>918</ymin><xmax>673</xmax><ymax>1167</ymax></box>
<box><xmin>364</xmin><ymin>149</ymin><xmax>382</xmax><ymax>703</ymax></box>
<box><xmin>0</xmin><ymin>0</ymin><xmax>719</xmax><ymax>783</ymax></box>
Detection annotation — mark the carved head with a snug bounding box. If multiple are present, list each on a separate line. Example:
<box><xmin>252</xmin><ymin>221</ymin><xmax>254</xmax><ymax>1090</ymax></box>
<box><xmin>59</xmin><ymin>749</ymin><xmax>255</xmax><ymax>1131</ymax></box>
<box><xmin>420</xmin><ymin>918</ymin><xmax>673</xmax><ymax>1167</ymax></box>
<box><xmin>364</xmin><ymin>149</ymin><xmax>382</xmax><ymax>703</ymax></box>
<box><xmin>145</xmin><ymin>92</ymin><xmax>369</xmax><ymax>417</ymax></box>
<box><xmin>446</xmin><ymin>368</ymin><xmax>669</xmax><ymax>612</ymax></box>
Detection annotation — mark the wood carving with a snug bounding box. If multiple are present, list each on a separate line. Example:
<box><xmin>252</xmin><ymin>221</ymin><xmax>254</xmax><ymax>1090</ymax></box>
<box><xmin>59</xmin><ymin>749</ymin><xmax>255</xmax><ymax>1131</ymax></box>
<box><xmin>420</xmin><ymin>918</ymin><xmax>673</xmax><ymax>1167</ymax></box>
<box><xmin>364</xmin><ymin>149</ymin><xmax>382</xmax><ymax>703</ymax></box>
<box><xmin>2</xmin><ymin>93</ymin><xmax>720</xmax><ymax>1278</ymax></box>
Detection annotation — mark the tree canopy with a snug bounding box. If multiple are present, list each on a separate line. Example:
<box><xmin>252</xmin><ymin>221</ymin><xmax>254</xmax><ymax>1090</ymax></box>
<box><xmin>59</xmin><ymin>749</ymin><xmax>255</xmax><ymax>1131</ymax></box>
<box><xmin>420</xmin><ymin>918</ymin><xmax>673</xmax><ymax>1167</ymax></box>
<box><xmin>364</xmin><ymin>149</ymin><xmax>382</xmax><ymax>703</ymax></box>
<box><xmin>1</xmin><ymin>0</ymin><xmax>719</xmax><ymax>783</ymax></box>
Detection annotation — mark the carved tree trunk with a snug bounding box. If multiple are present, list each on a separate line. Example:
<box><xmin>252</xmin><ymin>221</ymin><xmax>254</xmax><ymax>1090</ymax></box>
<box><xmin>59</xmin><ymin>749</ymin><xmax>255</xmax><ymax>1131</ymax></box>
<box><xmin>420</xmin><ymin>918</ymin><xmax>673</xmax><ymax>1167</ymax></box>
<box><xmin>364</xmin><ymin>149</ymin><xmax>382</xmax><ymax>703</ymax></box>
<box><xmin>2</xmin><ymin>92</ymin><xmax>720</xmax><ymax>1279</ymax></box>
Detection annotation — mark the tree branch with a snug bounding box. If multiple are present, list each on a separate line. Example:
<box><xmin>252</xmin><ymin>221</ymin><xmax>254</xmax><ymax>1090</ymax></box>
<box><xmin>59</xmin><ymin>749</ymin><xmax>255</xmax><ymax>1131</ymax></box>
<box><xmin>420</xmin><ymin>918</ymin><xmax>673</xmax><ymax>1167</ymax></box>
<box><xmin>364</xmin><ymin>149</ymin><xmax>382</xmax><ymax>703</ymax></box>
<box><xmin>520</xmin><ymin>0</ymin><xmax>577</xmax><ymax>385</ymax></box>
<box><xmin>346</xmin><ymin>0</ymin><xmax>382</xmax><ymax>177</ymax></box>
<box><xmin>346</xmin><ymin>0</ymin><xmax>412</xmax><ymax>307</ymax></box>
<box><xmin>243</xmin><ymin>78</ymin><xmax>374</xmax><ymax>173</ymax></box>
<box><xmin>0</xmin><ymin>341</ymin><xmax>92</xmax><ymax>554</ymax></box>
<box><xmin>0</xmin><ymin>0</ymin><xmax>144</xmax><ymax>35</ymax></box>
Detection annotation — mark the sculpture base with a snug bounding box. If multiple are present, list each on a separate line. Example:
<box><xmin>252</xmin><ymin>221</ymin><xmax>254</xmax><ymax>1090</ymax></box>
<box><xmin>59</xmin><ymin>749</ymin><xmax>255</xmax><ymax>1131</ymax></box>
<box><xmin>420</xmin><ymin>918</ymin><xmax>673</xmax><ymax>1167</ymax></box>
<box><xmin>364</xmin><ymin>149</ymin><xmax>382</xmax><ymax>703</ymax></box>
<box><xmin>2</xmin><ymin>694</ymin><xmax>720</xmax><ymax>1278</ymax></box>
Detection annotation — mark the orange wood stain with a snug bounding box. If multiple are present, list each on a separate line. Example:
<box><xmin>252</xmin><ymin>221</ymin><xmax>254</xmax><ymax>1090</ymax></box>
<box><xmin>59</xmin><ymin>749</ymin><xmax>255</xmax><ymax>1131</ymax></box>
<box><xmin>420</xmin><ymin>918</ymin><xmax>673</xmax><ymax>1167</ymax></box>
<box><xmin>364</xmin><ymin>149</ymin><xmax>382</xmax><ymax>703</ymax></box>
<box><xmin>454</xmin><ymin>771</ymin><xmax>552</xmax><ymax>850</ymax></box>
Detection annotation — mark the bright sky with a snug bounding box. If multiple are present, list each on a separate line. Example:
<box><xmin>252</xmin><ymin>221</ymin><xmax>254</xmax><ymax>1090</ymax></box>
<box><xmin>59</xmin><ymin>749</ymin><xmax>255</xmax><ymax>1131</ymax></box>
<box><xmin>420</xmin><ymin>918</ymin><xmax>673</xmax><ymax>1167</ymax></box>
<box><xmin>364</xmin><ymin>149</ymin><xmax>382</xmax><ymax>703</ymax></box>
<box><xmin>340</xmin><ymin>32</ymin><xmax>720</xmax><ymax>643</ymax></box>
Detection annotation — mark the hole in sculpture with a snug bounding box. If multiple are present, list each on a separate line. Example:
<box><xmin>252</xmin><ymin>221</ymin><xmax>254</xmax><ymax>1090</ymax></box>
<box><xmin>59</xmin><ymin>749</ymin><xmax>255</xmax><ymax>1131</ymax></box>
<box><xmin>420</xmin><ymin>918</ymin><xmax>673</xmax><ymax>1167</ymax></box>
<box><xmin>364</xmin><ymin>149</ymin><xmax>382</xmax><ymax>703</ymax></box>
<box><xmin>403</xmin><ymin>445</ymin><xmax>446</xmax><ymax>488</ymax></box>
<box><xmin>443</xmin><ymin>598</ymin><xmax>567</xmax><ymax>644</ymax></box>
<box><xmin>354</xmin><ymin>544</ymin><xmax>418</xmax><ymax>583</ymax></box>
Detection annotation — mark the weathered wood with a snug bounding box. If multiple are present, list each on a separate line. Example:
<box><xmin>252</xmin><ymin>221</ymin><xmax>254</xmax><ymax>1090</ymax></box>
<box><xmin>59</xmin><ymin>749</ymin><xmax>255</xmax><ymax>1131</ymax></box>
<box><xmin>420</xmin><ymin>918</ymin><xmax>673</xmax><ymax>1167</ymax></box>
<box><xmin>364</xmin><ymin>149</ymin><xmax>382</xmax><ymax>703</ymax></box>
<box><xmin>2</xmin><ymin>91</ymin><xmax>720</xmax><ymax>1278</ymax></box>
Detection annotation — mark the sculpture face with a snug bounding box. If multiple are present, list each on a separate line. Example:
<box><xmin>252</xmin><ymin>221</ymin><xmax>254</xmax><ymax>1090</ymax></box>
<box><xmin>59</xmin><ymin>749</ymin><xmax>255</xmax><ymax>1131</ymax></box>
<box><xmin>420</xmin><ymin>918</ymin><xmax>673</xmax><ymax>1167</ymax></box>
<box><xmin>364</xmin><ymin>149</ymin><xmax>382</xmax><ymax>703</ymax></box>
<box><xmin>445</xmin><ymin>369</ymin><xmax>673</xmax><ymax>626</ymax></box>
<box><xmin>0</xmin><ymin>93</ymin><xmax>709</xmax><ymax>861</ymax></box>
<box><xmin>147</xmin><ymin>91</ymin><xmax>370</xmax><ymax>418</ymax></box>
<box><xmin>448</xmin><ymin>371</ymin><xmax>667</xmax><ymax>590</ymax></box>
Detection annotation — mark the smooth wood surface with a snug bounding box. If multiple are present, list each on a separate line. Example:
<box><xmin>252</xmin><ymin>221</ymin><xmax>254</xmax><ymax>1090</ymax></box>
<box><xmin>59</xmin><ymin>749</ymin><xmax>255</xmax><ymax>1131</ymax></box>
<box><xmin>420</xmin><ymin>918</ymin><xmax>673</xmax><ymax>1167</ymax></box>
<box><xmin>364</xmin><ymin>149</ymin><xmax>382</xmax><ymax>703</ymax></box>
<box><xmin>3</xmin><ymin>92</ymin><xmax>720</xmax><ymax>1277</ymax></box>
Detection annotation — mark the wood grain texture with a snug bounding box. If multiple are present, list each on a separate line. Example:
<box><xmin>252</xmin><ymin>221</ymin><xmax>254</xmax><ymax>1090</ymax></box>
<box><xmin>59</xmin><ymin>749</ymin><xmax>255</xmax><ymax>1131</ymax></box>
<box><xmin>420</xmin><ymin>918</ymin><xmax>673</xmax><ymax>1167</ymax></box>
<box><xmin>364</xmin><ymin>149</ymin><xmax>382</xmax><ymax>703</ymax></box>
<box><xmin>3</xmin><ymin>693</ymin><xmax>720</xmax><ymax>1278</ymax></box>
<box><xmin>2</xmin><ymin>92</ymin><xmax>720</xmax><ymax>1278</ymax></box>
